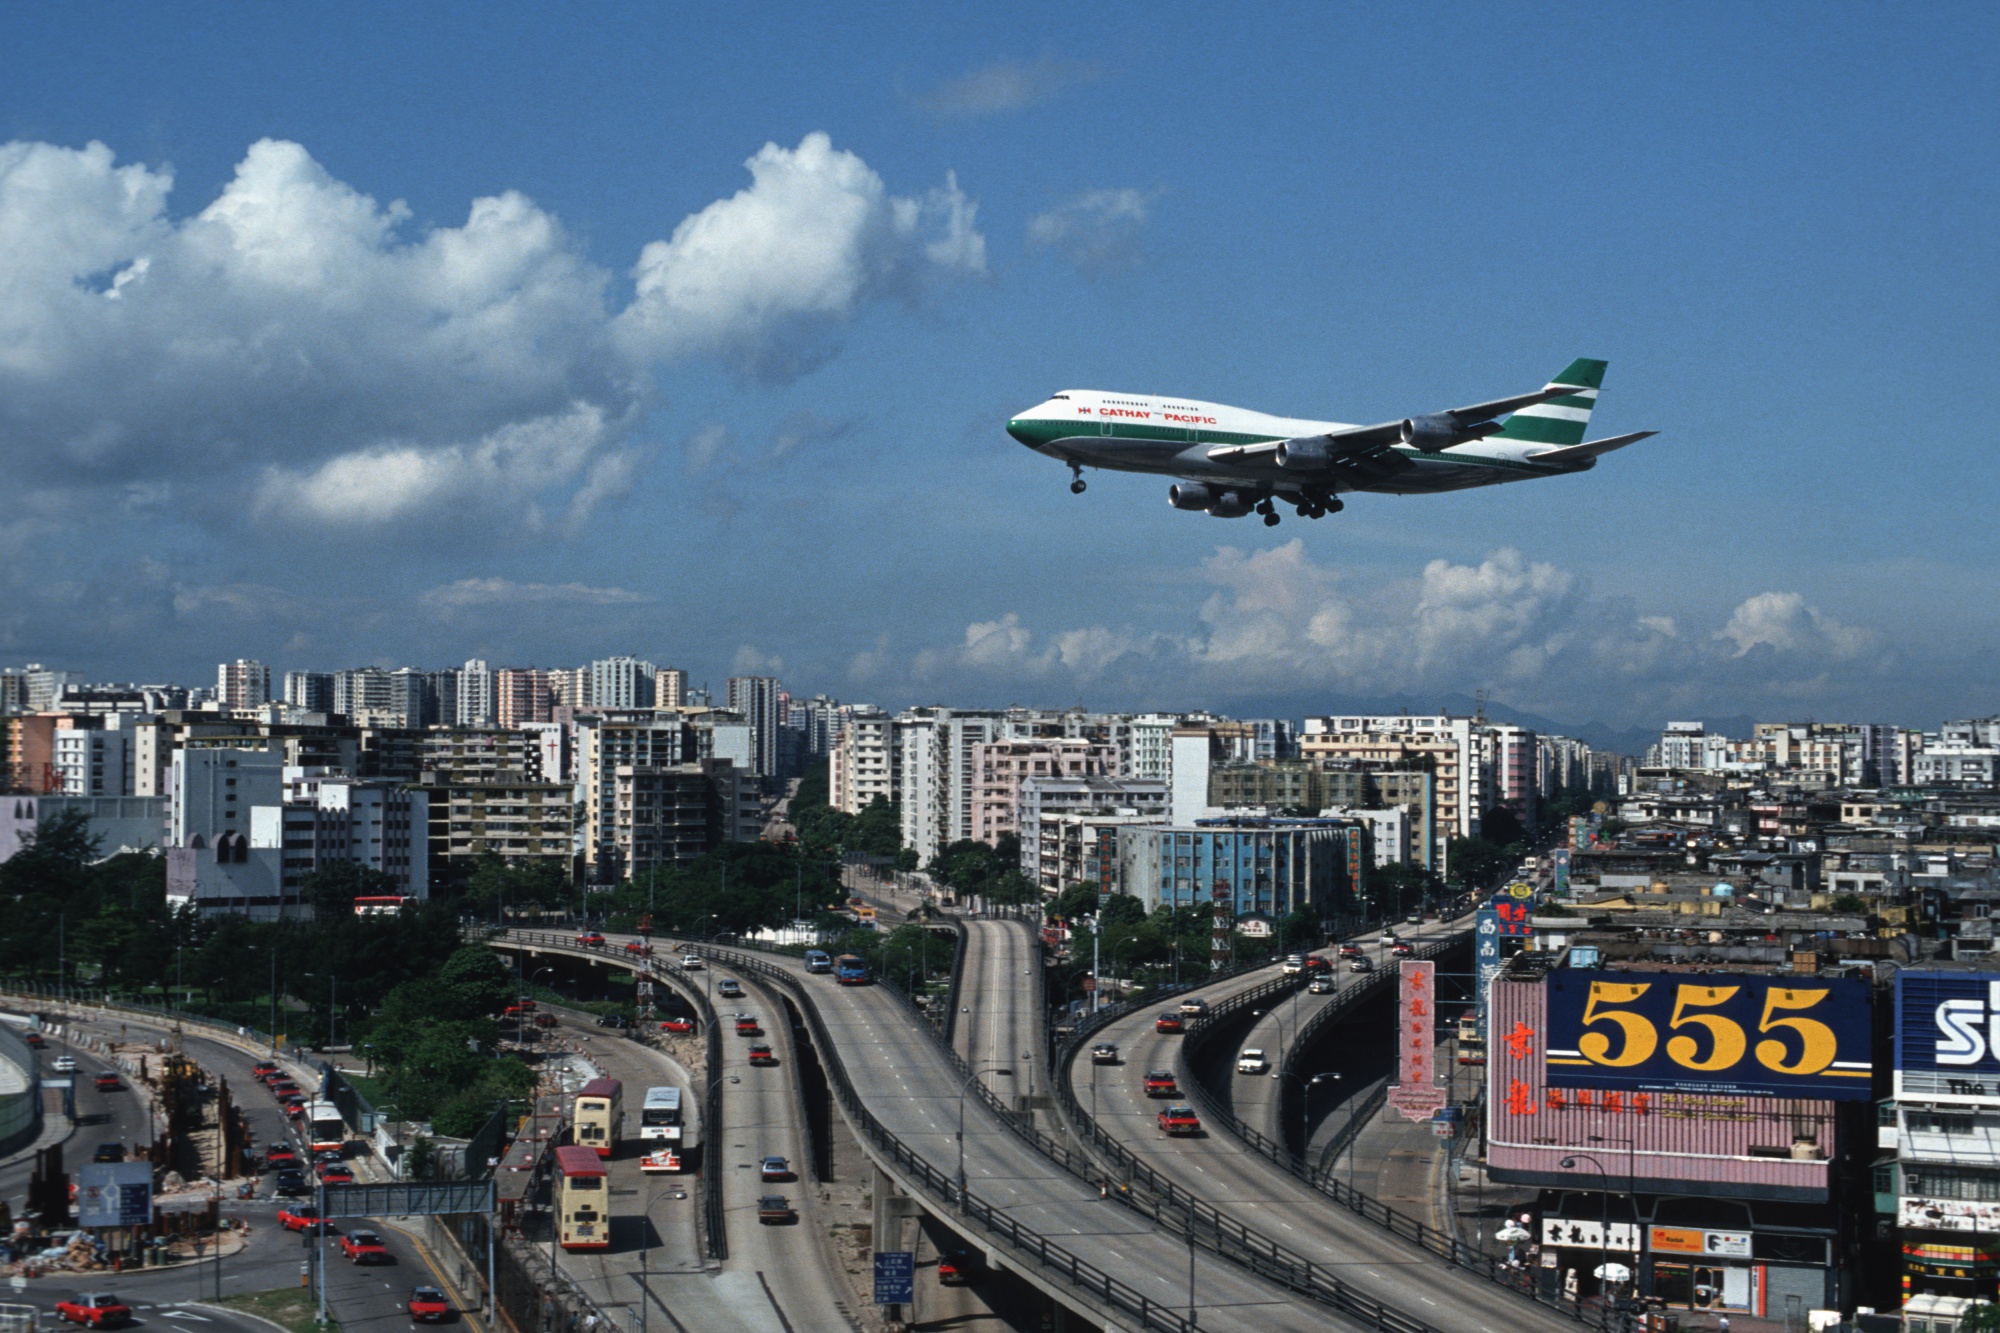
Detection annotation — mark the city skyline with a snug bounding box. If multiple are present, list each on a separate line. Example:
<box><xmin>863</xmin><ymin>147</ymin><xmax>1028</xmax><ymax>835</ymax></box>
<box><xmin>2</xmin><ymin>5</ymin><xmax>1994</xmax><ymax>731</ymax></box>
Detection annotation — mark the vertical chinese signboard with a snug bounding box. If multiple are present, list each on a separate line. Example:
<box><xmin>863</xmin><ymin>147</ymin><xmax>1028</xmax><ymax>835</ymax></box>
<box><xmin>1388</xmin><ymin>959</ymin><xmax>1447</xmax><ymax>1121</ymax></box>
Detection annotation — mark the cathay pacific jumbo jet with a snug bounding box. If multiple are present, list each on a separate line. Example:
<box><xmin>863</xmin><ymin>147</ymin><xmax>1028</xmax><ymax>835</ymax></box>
<box><xmin>1005</xmin><ymin>358</ymin><xmax>1655</xmax><ymax>526</ymax></box>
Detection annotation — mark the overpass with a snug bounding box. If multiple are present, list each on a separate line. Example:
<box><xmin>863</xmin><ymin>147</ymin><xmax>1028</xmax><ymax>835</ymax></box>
<box><xmin>497</xmin><ymin>928</ymin><xmax>1456</xmax><ymax>1333</ymax></box>
<box><xmin>1057</xmin><ymin>916</ymin><xmax>1596</xmax><ymax>1332</ymax></box>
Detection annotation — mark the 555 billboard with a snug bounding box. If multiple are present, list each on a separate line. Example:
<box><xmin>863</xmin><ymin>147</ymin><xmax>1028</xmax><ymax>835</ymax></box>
<box><xmin>1546</xmin><ymin>969</ymin><xmax>1872</xmax><ymax>1100</ymax></box>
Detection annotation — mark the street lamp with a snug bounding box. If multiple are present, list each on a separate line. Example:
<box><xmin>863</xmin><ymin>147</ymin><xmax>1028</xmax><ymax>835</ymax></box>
<box><xmin>1559</xmin><ymin>1152</ymin><xmax>1612</xmax><ymax>1313</ymax></box>
<box><xmin>956</xmin><ymin>1065</ymin><xmax>1013</xmax><ymax>1204</ymax></box>
<box><xmin>1284</xmin><ymin>1071</ymin><xmax>1341</xmax><ymax>1166</ymax></box>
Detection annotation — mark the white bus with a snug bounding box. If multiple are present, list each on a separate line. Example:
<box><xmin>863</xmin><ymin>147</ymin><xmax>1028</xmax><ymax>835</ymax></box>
<box><xmin>307</xmin><ymin>1100</ymin><xmax>347</xmax><ymax>1153</ymax></box>
<box><xmin>639</xmin><ymin>1086</ymin><xmax>682</xmax><ymax>1144</ymax></box>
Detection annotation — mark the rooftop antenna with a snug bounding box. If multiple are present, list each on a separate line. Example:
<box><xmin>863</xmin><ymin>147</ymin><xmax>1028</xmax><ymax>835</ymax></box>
<box><xmin>1475</xmin><ymin>689</ymin><xmax>1489</xmax><ymax>723</ymax></box>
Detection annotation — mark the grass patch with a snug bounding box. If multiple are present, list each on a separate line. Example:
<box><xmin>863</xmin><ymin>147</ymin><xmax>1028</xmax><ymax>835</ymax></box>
<box><xmin>215</xmin><ymin>1286</ymin><xmax>339</xmax><ymax>1333</ymax></box>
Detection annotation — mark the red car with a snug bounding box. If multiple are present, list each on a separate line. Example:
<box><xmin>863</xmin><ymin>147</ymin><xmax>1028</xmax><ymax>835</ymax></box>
<box><xmin>1337</xmin><ymin>943</ymin><xmax>1363</xmax><ymax>959</ymax></box>
<box><xmin>277</xmin><ymin>1204</ymin><xmax>325</xmax><ymax>1233</ymax></box>
<box><xmin>1302</xmin><ymin>956</ymin><xmax>1332</xmax><ymax>975</ymax></box>
<box><xmin>1157</xmin><ymin>1105</ymin><xmax>1202</xmax><ymax>1137</ymax></box>
<box><xmin>319</xmin><ymin>1163</ymin><xmax>355</xmax><ymax>1184</ymax></box>
<box><xmin>576</xmin><ymin>930</ymin><xmax>606</xmax><ymax>947</ymax></box>
<box><xmin>55</xmin><ymin>1295</ymin><xmax>129</xmax><ymax>1327</ymax></box>
<box><xmin>93</xmin><ymin>1072</ymin><xmax>120</xmax><ymax>1092</ymax></box>
<box><xmin>1155</xmin><ymin>1013</ymin><xmax>1184</xmax><ymax>1035</ymax></box>
<box><xmin>1390</xmin><ymin>943</ymin><xmax>1414</xmax><ymax>958</ymax></box>
<box><xmin>267</xmin><ymin>1143</ymin><xmax>298</xmax><ymax>1167</ymax></box>
<box><xmin>660</xmin><ymin>1017</ymin><xmax>694</xmax><ymax>1034</ymax></box>
<box><xmin>340</xmin><ymin>1229</ymin><xmax>390</xmax><ymax>1263</ymax></box>
<box><xmin>270</xmin><ymin>1080</ymin><xmax>300</xmax><ymax>1098</ymax></box>
<box><xmin>23</xmin><ymin>1032</ymin><xmax>46</xmax><ymax>1049</ymax></box>
<box><xmin>253</xmin><ymin>1060</ymin><xmax>279</xmax><ymax>1077</ymax></box>
<box><xmin>284</xmin><ymin>1097</ymin><xmax>309</xmax><ymax>1117</ymax></box>
<box><xmin>623</xmin><ymin>940</ymin><xmax>653</xmax><ymax>957</ymax></box>
<box><xmin>1142</xmin><ymin>1070</ymin><xmax>1178</xmax><ymax>1098</ymax></box>
<box><xmin>747</xmin><ymin>1044</ymin><xmax>777</xmax><ymax>1066</ymax></box>
<box><xmin>408</xmin><ymin>1287</ymin><xmax>451</xmax><ymax>1323</ymax></box>
<box><xmin>736</xmin><ymin>1016</ymin><xmax>761</xmax><ymax>1037</ymax></box>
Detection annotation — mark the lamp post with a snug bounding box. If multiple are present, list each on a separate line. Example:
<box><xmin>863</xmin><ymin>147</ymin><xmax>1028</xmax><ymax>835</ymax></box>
<box><xmin>1560</xmin><ymin>1152</ymin><xmax>1612</xmax><ymax>1314</ymax></box>
<box><xmin>1279</xmin><ymin>1071</ymin><xmax>1341</xmax><ymax>1166</ymax></box>
<box><xmin>956</xmin><ymin>1065</ymin><xmax>1013</xmax><ymax>1204</ymax></box>
<box><xmin>637</xmin><ymin>1191</ymin><xmax>681</xmax><ymax>1333</ymax></box>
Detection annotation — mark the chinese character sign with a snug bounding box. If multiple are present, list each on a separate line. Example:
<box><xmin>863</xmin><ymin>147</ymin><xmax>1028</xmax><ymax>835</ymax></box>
<box><xmin>1399</xmin><ymin>960</ymin><xmax>1436</xmax><ymax>1089</ymax></box>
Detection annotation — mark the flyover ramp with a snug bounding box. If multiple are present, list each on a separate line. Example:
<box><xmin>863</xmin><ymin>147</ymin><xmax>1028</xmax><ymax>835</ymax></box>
<box><xmin>1064</xmin><ymin>924</ymin><xmax>1587</xmax><ymax>1333</ymax></box>
<box><xmin>502</xmin><ymin>931</ymin><xmax>1417</xmax><ymax>1333</ymax></box>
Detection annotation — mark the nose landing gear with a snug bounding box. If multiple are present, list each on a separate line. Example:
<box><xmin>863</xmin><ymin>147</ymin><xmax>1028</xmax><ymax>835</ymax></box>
<box><xmin>1069</xmin><ymin>463</ymin><xmax>1087</xmax><ymax>495</ymax></box>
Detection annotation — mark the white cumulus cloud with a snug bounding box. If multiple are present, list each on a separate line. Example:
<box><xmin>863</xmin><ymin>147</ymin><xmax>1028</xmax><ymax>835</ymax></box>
<box><xmin>1027</xmin><ymin>187</ymin><xmax>1150</xmax><ymax>272</ymax></box>
<box><xmin>907</xmin><ymin>542</ymin><xmax>1891</xmax><ymax>724</ymax></box>
<box><xmin>0</xmin><ymin>133</ymin><xmax>984</xmax><ymax>539</ymax></box>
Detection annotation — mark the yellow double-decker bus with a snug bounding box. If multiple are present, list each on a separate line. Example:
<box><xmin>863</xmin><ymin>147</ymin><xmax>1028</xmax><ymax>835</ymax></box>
<box><xmin>554</xmin><ymin>1145</ymin><xmax>609</xmax><ymax>1250</ymax></box>
<box><xmin>572</xmin><ymin>1077</ymin><xmax>623</xmax><ymax>1157</ymax></box>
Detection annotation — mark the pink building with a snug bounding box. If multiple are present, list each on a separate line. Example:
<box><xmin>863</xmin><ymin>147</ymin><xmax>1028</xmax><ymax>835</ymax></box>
<box><xmin>968</xmin><ymin>739</ymin><xmax>1114</xmax><ymax>847</ymax></box>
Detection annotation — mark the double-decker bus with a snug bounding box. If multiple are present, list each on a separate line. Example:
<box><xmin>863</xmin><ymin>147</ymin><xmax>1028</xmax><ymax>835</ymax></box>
<box><xmin>834</xmin><ymin>954</ymin><xmax>870</xmax><ymax>986</ymax></box>
<box><xmin>1456</xmin><ymin>1013</ymin><xmax>1486</xmax><ymax>1066</ymax></box>
<box><xmin>306</xmin><ymin>1100</ymin><xmax>348</xmax><ymax>1153</ymax></box>
<box><xmin>553</xmin><ymin>1145</ymin><xmax>610</xmax><ymax>1250</ymax></box>
<box><xmin>638</xmin><ymin>1086</ymin><xmax>682</xmax><ymax>1145</ymax></box>
<box><xmin>571</xmin><ymin>1077</ymin><xmax>622</xmax><ymax>1157</ymax></box>
<box><xmin>352</xmin><ymin>895</ymin><xmax>412</xmax><ymax>916</ymax></box>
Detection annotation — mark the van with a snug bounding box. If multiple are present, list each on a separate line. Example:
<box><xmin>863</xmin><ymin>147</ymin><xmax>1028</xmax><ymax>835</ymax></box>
<box><xmin>803</xmin><ymin>950</ymin><xmax>832</xmax><ymax>974</ymax></box>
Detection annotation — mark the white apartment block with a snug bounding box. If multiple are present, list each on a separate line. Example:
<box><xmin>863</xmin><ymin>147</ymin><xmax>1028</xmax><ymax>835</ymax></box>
<box><xmin>830</xmin><ymin>706</ymin><xmax>895</xmax><ymax>814</ymax></box>
<box><xmin>654</xmin><ymin>668</ymin><xmax>687</xmax><ymax>709</ymax></box>
<box><xmin>1300</xmin><ymin>714</ymin><xmax>1488</xmax><ymax>857</ymax></box>
<box><xmin>894</xmin><ymin>707</ymin><xmax>1003</xmax><ymax>863</ymax></box>
<box><xmin>592</xmin><ymin>657</ymin><xmax>658</xmax><ymax>710</ymax></box>
<box><xmin>170</xmin><ymin>747</ymin><xmax>285</xmax><ymax>848</ymax></box>
<box><xmin>1116</xmin><ymin>713</ymin><xmax>1181</xmax><ymax>782</ymax></box>
<box><xmin>53</xmin><ymin>726</ymin><xmax>130</xmax><ymax>797</ymax></box>
<box><xmin>1017</xmin><ymin>776</ymin><xmax>1170</xmax><ymax>893</ymax></box>
<box><xmin>216</xmin><ymin>659</ymin><xmax>271</xmax><ymax>710</ymax></box>
<box><xmin>967</xmin><ymin>738</ymin><xmax>1115</xmax><ymax>845</ymax></box>
<box><xmin>575</xmin><ymin>713</ymin><xmax>690</xmax><ymax>869</ymax></box>
<box><xmin>456</xmin><ymin>659</ymin><xmax>495</xmax><ymax>726</ymax></box>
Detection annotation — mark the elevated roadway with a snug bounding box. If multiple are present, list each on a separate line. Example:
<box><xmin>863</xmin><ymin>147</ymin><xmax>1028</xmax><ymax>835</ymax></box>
<box><xmin>502</xmin><ymin>929</ymin><xmax>1411</xmax><ymax>1333</ymax></box>
<box><xmin>1064</xmin><ymin>919</ymin><xmax>1582</xmax><ymax>1333</ymax></box>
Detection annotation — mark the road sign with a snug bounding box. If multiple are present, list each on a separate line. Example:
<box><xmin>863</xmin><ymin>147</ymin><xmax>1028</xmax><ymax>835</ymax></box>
<box><xmin>319</xmin><ymin>1180</ymin><xmax>496</xmax><ymax>1218</ymax></box>
<box><xmin>77</xmin><ymin>1162</ymin><xmax>152</xmax><ymax>1227</ymax></box>
<box><xmin>1386</xmin><ymin>1085</ymin><xmax>1448</xmax><ymax>1121</ymax></box>
<box><xmin>873</xmin><ymin>1250</ymin><xmax>915</xmax><ymax>1305</ymax></box>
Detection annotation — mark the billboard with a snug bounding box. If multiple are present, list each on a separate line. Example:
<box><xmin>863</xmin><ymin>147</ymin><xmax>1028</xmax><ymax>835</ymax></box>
<box><xmin>1388</xmin><ymin>960</ymin><xmax>1446</xmax><ymax>1121</ymax></box>
<box><xmin>1545</xmin><ymin>968</ymin><xmax>1872</xmax><ymax>1101</ymax></box>
<box><xmin>76</xmin><ymin>1162</ymin><xmax>152</xmax><ymax>1227</ymax></box>
<box><xmin>1896</xmin><ymin>971</ymin><xmax>2000</xmax><ymax>1100</ymax></box>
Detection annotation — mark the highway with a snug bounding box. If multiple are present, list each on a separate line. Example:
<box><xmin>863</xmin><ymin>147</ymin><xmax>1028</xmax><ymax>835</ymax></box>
<box><xmin>1065</xmin><ymin>917</ymin><xmax>1576</xmax><ymax>1333</ymax></box>
<box><xmin>512</xmin><ymin>931</ymin><xmax>1380</xmax><ymax>1333</ymax></box>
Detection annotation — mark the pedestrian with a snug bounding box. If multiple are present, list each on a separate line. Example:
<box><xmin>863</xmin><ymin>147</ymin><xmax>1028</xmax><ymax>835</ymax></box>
<box><xmin>1717</xmin><ymin>1318</ymin><xmax>1729</xmax><ymax>1333</ymax></box>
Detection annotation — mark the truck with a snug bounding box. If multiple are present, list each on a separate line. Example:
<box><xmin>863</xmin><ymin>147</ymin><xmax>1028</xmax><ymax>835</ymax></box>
<box><xmin>834</xmin><ymin>954</ymin><xmax>870</xmax><ymax>985</ymax></box>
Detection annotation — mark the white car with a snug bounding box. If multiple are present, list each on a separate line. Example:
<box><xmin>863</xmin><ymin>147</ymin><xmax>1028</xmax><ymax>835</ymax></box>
<box><xmin>678</xmin><ymin>954</ymin><xmax>704</xmax><ymax>970</ymax></box>
<box><xmin>1280</xmin><ymin>955</ymin><xmax>1306</xmax><ymax>976</ymax></box>
<box><xmin>50</xmin><ymin>1056</ymin><xmax>77</xmax><ymax>1073</ymax></box>
<box><xmin>1236</xmin><ymin>1048</ymin><xmax>1268</xmax><ymax>1075</ymax></box>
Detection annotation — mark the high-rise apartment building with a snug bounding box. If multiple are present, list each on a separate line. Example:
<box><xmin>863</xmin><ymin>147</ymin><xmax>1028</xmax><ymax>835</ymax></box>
<box><xmin>0</xmin><ymin>671</ymin><xmax>26</xmax><ymax>715</ymax></box>
<box><xmin>216</xmin><ymin>660</ymin><xmax>271</xmax><ymax>710</ymax></box>
<box><xmin>284</xmin><ymin>671</ymin><xmax>334</xmax><ymax>713</ymax></box>
<box><xmin>727</xmin><ymin>676</ymin><xmax>781</xmax><ymax>780</ymax></box>
<box><xmin>591</xmin><ymin>657</ymin><xmax>658</xmax><ymax>710</ymax></box>
<box><xmin>831</xmin><ymin>706</ymin><xmax>895</xmax><ymax>814</ymax></box>
<box><xmin>333</xmin><ymin>668</ymin><xmax>393</xmax><ymax>720</ymax></box>
<box><xmin>967</xmin><ymin>738</ymin><xmax>1116</xmax><ymax>845</ymax></box>
<box><xmin>894</xmin><ymin>707</ymin><xmax>1004</xmax><ymax>862</ymax></box>
<box><xmin>457</xmin><ymin>659</ymin><xmax>495</xmax><ymax>726</ymax></box>
<box><xmin>497</xmin><ymin>668</ymin><xmax>554</xmax><ymax>728</ymax></box>
<box><xmin>654</xmin><ymin>668</ymin><xmax>687</xmax><ymax>709</ymax></box>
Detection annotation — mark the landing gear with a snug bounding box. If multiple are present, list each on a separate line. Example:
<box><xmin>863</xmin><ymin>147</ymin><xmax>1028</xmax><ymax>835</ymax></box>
<box><xmin>1256</xmin><ymin>497</ymin><xmax>1280</xmax><ymax>527</ymax></box>
<box><xmin>1069</xmin><ymin>463</ymin><xmax>1087</xmax><ymax>495</ymax></box>
<box><xmin>1293</xmin><ymin>494</ymin><xmax>1345</xmax><ymax>520</ymax></box>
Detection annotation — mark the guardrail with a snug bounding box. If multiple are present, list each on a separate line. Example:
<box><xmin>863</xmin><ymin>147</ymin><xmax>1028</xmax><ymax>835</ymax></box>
<box><xmin>1161</xmin><ymin>931</ymin><xmax>1600</xmax><ymax>1329</ymax></box>
<box><xmin>508</xmin><ymin>928</ymin><xmax>1459</xmax><ymax>1333</ymax></box>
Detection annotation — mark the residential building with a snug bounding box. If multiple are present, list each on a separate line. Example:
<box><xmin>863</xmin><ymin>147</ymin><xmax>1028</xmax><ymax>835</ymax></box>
<box><xmin>0</xmin><ymin>671</ymin><xmax>24</xmax><ymax>715</ymax></box>
<box><xmin>284</xmin><ymin>671</ymin><xmax>334</xmax><ymax>713</ymax></box>
<box><xmin>1891</xmin><ymin>966</ymin><xmax>2000</xmax><ymax>1304</ymax></box>
<box><xmin>1300</xmin><ymin>714</ymin><xmax>1487</xmax><ymax>862</ymax></box>
<box><xmin>592</xmin><ymin>656</ymin><xmax>658</xmax><ymax>710</ymax></box>
<box><xmin>169</xmin><ymin>746</ymin><xmax>285</xmax><ymax>847</ymax></box>
<box><xmin>548</xmin><ymin>667</ymin><xmax>590</xmax><ymax>709</ymax></box>
<box><xmin>894</xmin><ymin>707</ymin><xmax>1004</xmax><ymax>862</ymax></box>
<box><xmin>420</xmin><ymin>728</ymin><xmax>545</xmax><ymax>782</ymax></box>
<box><xmin>456</xmin><ymin>659</ymin><xmax>495</xmax><ymax>726</ymax></box>
<box><xmin>727</xmin><ymin>675</ymin><xmax>781</xmax><ymax>780</ymax></box>
<box><xmin>52</xmin><ymin>724</ymin><xmax>131</xmax><ymax>797</ymax></box>
<box><xmin>1114</xmin><ymin>713</ymin><xmax>1182</xmax><ymax>783</ymax></box>
<box><xmin>830</xmin><ymin>706</ymin><xmax>895</xmax><ymax>815</ymax></box>
<box><xmin>497</xmin><ymin>668</ymin><xmax>554</xmax><ymax>728</ymax></box>
<box><xmin>24</xmin><ymin>666</ymin><xmax>78</xmax><ymax>713</ymax></box>
<box><xmin>1016</xmin><ymin>776</ymin><xmax>1170</xmax><ymax>893</ymax></box>
<box><xmin>1913</xmin><ymin>746</ymin><xmax>2000</xmax><ymax>788</ymax></box>
<box><xmin>608</xmin><ymin>764</ymin><xmax>712</xmax><ymax>879</ymax></box>
<box><xmin>333</xmin><ymin>667</ymin><xmax>392</xmax><ymax>720</ymax></box>
<box><xmin>967</xmin><ymin>738</ymin><xmax>1115</xmax><ymax>845</ymax></box>
<box><xmin>574</xmin><ymin>711</ymin><xmax>692</xmax><ymax>874</ymax></box>
<box><xmin>216</xmin><ymin>660</ymin><xmax>270</xmax><ymax>710</ymax></box>
<box><xmin>421</xmin><ymin>774</ymin><xmax>574</xmax><ymax>872</ymax></box>
<box><xmin>654</xmin><ymin>668</ymin><xmax>688</xmax><ymax>709</ymax></box>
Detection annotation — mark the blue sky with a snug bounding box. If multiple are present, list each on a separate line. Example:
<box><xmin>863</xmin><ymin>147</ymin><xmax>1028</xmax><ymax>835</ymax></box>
<box><xmin>2</xmin><ymin>2</ymin><xmax>1995</xmax><ymax>732</ymax></box>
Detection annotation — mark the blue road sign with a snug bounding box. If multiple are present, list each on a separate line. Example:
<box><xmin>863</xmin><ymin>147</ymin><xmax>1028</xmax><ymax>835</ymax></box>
<box><xmin>873</xmin><ymin>1250</ymin><xmax>915</xmax><ymax>1305</ymax></box>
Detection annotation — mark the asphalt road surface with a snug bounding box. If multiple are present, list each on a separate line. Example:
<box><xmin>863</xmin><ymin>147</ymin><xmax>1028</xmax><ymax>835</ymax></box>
<box><xmin>1075</xmin><ymin>918</ymin><xmax>1570</xmax><ymax>1333</ymax></box>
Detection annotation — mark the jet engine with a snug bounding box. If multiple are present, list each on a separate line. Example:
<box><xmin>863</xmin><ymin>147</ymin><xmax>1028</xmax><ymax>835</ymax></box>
<box><xmin>1274</xmin><ymin>437</ymin><xmax>1330</xmax><ymax>469</ymax></box>
<box><xmin>1168</xmin><ymin>483</ymin><xmax>1214</xmax><ymax>511</ymax></box>
<box><xmin>1398</xmin><ymin>413</ymin><xmax>1466</xmax><ymax>451</ymax></box>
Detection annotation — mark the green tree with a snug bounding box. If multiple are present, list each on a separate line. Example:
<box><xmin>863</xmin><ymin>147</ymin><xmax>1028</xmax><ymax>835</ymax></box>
<box><xmin>297</xmin><ymin>861</ymin><xmax>399</xmax><ymax>917</ymax></box>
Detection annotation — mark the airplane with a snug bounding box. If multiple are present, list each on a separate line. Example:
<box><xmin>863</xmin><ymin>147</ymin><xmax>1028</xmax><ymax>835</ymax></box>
<box><xmin>1005</xmin><ymin>358</ymin><xmax>1655</xmax><ymax>526</ymax></box>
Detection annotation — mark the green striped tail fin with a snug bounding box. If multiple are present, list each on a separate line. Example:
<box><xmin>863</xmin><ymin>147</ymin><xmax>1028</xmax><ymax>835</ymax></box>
<box><xmin>1491</xmin><ymin>357</ymin><xmax>1608</xmax><ymax>447</ymax></box>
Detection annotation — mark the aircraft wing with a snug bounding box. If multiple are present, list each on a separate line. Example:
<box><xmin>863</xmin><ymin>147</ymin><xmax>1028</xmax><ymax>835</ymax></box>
<box><xmin>1526</xmin><ymin>431</ymin><xmax>1658</xmax><ymax>466</ymax></box>
<box><xmin>1205</xmin><ymin>383</ymin><xmax>1583</xmax><ymax>469</ymax></box>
